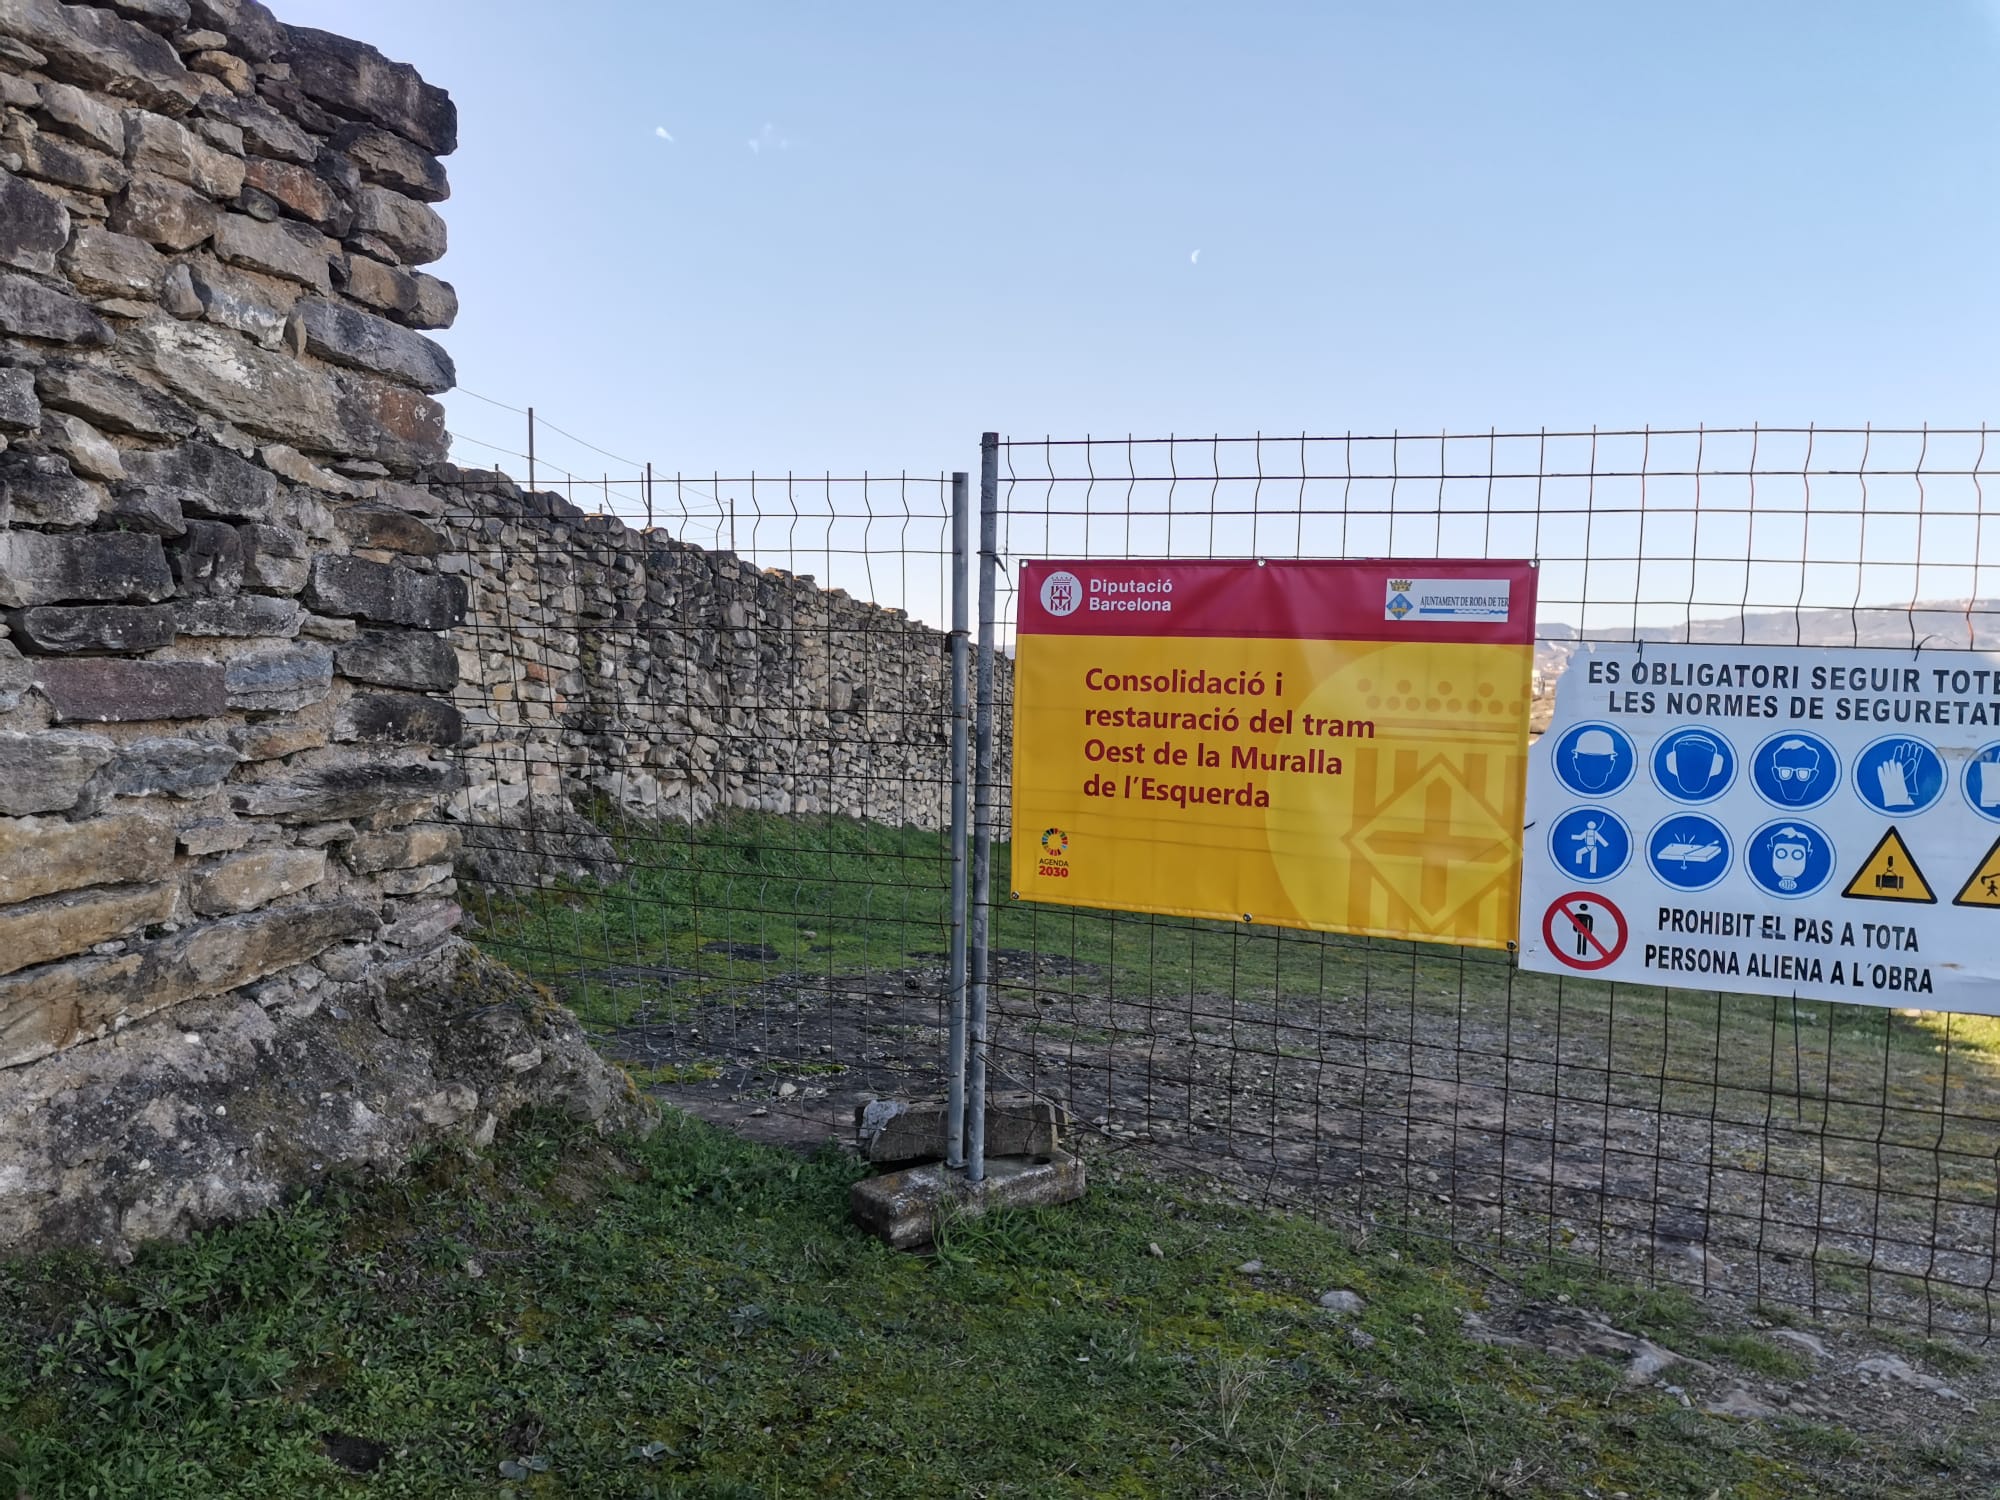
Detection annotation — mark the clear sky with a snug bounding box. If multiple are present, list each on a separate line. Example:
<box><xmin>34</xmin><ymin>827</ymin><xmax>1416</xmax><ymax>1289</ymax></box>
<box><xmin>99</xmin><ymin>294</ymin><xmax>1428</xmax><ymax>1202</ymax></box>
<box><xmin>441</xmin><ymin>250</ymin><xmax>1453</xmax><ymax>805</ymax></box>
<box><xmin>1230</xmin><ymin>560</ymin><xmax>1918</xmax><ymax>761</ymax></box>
<box><xmin>277</xmin><ymin>0</ymin><xmax>1999</xmax><ymax>493</ymax></box>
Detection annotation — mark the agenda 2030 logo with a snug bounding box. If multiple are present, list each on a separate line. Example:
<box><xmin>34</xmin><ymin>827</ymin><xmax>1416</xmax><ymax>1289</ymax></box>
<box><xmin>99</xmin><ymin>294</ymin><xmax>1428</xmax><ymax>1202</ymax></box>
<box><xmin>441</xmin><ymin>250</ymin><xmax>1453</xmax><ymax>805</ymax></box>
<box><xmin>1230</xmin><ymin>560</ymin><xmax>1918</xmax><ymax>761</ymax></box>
<box><xmin>1036</xmin><ymin>826</ymin><xmax>1072</xmax><ymax>880</ymax></box>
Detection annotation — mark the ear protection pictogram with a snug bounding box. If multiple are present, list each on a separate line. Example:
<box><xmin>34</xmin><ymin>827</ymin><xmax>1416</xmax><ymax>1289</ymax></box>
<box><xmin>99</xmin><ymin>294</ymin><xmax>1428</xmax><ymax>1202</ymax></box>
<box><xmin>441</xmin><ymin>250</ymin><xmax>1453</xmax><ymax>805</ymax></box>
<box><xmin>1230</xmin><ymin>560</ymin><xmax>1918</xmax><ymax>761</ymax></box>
<box><xmin>1666</xmin><ymin>736</ymin><xmax>1725</xmax><ymax>781</ymax></box>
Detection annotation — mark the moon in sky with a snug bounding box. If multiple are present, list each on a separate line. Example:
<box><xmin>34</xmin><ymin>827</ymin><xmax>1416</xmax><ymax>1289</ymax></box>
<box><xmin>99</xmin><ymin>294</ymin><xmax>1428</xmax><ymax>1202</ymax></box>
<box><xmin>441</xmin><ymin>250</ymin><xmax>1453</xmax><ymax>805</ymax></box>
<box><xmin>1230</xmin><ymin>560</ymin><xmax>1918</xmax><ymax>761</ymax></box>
<box><xmin>1190</xmin><ymin>249</ymin><xmax>1200</xmax><ymax>266</ymax></box>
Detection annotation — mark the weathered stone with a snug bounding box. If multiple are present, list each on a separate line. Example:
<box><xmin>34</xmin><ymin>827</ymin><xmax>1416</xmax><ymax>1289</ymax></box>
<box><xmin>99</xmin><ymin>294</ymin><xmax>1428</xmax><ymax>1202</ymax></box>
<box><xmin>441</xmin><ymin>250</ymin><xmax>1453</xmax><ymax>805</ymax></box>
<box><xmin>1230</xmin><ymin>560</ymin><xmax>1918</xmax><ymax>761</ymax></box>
<box><xmin>61</xmin><ymin>224</ymin><xmax>169</xmax><ymax>298</ymax></box>
<box><xmin>212</xmin><ymin>211</ymin><xmax>331</xmax><ymax>290</ymax></box>
<box><xmin>0</xmin><ymin>450</ymin><xmax>103</xmax><ymax>525</ymax></box>
<box><xmin>379</xmin><ymin>862</ymin><xmax>448</xmax><ymax>896</ymax></box>
<box><xmin>105</xmin><ymin>0</ymin><xmax>190</xmax><ymax>27</ymax></box>
<box><xmin>187</xmin><ymin>49</ymin><xmax>250</xmax><ymax>93</ymax></box>
<box><xmin>327</xmin><ymin>121</ymin><xmax>445</xmax><ymax>202</ymax></box>
<box><xmin>35</xmin><ymin>657</ymin><xmax>225</xmax><ymax>721</ymax></box>
<box><xmin>6</xmin><ymin>603</ymin><xmax>175</xmax><ymax>654</ymax></box>
<box><xmin>332</xmin><ymin>630</ymin><xmax>456</xmax><ymax>692</ymax></box>
<box><xmin>241</xmin><ymin>154</ymin><xmax>347</xmax><ymax>233</ymax></box>
<box><xmin>339</xmin><ymin>253</ymin><xmax>456</xmax><ymax>330</ymax></box>
<box><xmin>0</xmin><ymin>728</ymin><xmax>114</xmax><ymax>813</ymax></box>
<box><xmin>333</xmin><ymin>691</ymin><xmax>461</xmax><ymax>745</ymax></box>
<box><xmin>0</xmin><ymin>167</ymin><xmax>70</xmax><ymax>275</ymax></box>
<box><xmin>257</xmin><ymin>441</ymin><xmax>352</xmax><ymax>491</ymax></box>
<box><xmin>12</xmin><ymin>131</ymin><xmax>133</xmax><ymax>196</ymax></box>
<box><xmin>199</xmin><ymin>88</ymin><xmax>312</xmax><ymax>161</ymax></box>
<box><xmin>223</xmin><ymin>641</ymin><xmax>332</xmax><ymax>710</ymax></box>
<box><xmin>0</xmin><ymin>271</ymin><xmax>115</xmax><ymax>347</ymax></box>
<box><xmin>88</xmin><ymin>735</ymin><xmax>238</xmax><ymax>799</ymax></box>
<box><xmin>294</xmin><ymin>298</ymin><xmax>452</xmax><ymax>393</ymax></box>
<box><xmin>299</xmin><ymin>611</ymin><xmax>356</xmax><ymax>640</ymax></box>
<box><xmin>0</xmin><ymin>366</ymin><xmax>38</xmax><ymax>433</ymax></box>
<box><xmin>0</xmin><ymin>32</ymin><xmax>42</xmax><ymax>66</ymax></box>
<box><xmin>0</xmin><ymin>640</ymin><xmax>29</xmax><ymax>713</ymax></box>
<box><xmin>132</xmin><ymin>321</ymin><xmax>444</xmax><ymax>465</ymax></box>
<box><xmin>850</xmin><ymin>1152</ymin><xmax>1088</xmax><ymax>1251</ymax></box>
<box><xmin>122</xmin><ymin>439</ymin><xmax>275</xmax><ymax>522</ymax></box>
<box><xmin>238</xmin><ymin>521</ymin><xmax>306</xmax><ymax>592</ymax></box>
<box><xmin>341</xmin><ymin>823</ymin><xmax>457</xmax><ymax>874</ymax></box>
<box><xmin>0</xmin><ymin>898</ymin><xmax>379</xmax><ymax>1069</ymax></box>
<box><xmin>284</xmin><ymin>26</ymin><xmax>456</xmax><ymax>154</ymax></box>
<box><xmin>184</xmin><ymin>259</ymin><xmax>289</xmax><ymax>347</ymax></box>
<box><xmin>189</xmin><ymin>846</ymin><xmax>326</xmax><ymax>915</ymax></box>
<box><xmin>349</xmin><ymin>184</ymin><xmax>446</xmax><ymax>265</ymax></box>
<box><xmin>0</xmin><ymin>882</ymin><xmax>177</xmax><ymax>979</ymax></box>
<box><xmin>104</xmin><ymin>479</ymin><xmax>187</xmax><ymax>536</ymax></box>
<box><xmin>35</xmin><ymin>359</ymin><xmax>194</xmax><ymax>438</ymax></box>
<box><xmin>110</xmin><ymin>173</ymin><xmax>221</xmax><ymax>251</ymax></box>
<box><xmin>331</xmin><ymin>369</ymin><xmax>446</xmax><ymax>468</ymax></box>
<box><xmin>0</xmin><ymin>530</ymin><xmax>173</xmax><ymax>608</ymax></box>
<box><xmin>187</xmin><ymin>0</ymin><xmax>282</xmax><ymax>61</ymax></box>
<box><xmin>36</xmin><ymin>82</ymin><xmax>126</xmax><ymax>156</ymax></box>
<box><xmin>170</xmin><ymin>518</ymin><xmax>244</xmax><ymax>596</ymax></box>
<box><xmin>40</xmin><ymin>412</ymin><xmax>122</xmax><ymax>482</ymax></box>
<box><xmin>0</xmin><ymin>0</ymin><xmax>195</xmax><ymax>113</ymax></box>
<box><xmin>176</xmin><ymin>815</ymin><xmax>252</xmax><ymax>853</ymax></box>
<box><xmin>229</xmin><ymin>760</ymin><xmax>459</xmax><ymax>822</ymax></box>
<box><xmin>379</xmin><ymin>895</ymin><xmax>457</xmax><ymax>949</ymax></box>
<box><xmin>227</xmin><ymin>714</ymin><xmax>326</xmax><ymax>760</ymax></box>
<box><xmin>160</xmin><ymin>259</ymin><xmax>203</xmax><ymax>317</ymax></box>
<box><xmin>126</xmin><ymin>109</ymin><xmax>245</xmax><ymax>200</ymax></box>
<box><xmin>174</xmin><ymin>592</ymin><xmax>301</xmax><ymax>637</ymax></box>
<box><xmin>0</xmin><ymin>811</ymin><xmax>174</xmax><ymax>905</ymax></box>
<box><xmin>305</xmin><ymin>555</ymin><xmax>462</xmax><ymax>630</ymax></box>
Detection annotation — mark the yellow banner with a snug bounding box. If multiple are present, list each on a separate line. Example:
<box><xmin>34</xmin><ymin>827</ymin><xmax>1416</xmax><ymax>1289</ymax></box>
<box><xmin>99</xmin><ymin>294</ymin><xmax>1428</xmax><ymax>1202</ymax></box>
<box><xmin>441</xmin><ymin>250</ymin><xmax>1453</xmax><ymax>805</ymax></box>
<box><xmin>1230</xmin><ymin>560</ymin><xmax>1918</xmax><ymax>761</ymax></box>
<box><xmin>1009</xmin><ymin>563</ymin><xmax>1534</xmax><ymax>948</ymax></box>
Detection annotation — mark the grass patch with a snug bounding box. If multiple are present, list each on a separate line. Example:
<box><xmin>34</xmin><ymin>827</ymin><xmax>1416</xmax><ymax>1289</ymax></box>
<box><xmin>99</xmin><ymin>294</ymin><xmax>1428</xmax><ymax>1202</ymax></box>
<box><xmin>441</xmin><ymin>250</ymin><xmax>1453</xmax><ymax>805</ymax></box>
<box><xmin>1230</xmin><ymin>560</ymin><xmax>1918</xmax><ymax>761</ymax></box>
<box><xmin>1696</xmin><ymin>1332</ymin><xmax>1815</xmax><ymax>1382</ymax></box>
<box><xmin>0</xmin><ymin>1109</ymin><xmax>1956</xmax><ymax>1498</ymax></box>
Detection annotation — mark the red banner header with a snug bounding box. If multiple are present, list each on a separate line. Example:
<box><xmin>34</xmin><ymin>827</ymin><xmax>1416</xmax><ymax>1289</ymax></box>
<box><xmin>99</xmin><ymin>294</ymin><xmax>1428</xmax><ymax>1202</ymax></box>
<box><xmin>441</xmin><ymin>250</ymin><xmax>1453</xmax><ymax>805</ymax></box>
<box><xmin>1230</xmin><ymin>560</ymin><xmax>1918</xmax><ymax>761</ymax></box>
<box><xmin>1018</xmin><ymin>559</ymin><xmax>1537</xmax><ymax>646</ymax></box>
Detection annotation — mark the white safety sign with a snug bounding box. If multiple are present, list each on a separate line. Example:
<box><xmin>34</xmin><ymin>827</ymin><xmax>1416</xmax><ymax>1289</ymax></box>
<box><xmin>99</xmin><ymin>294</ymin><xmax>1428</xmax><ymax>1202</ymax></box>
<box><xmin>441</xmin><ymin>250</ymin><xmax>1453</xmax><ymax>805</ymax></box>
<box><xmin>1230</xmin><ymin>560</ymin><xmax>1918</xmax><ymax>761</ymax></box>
<box><xmin>1519</xmin><ymin>642</ymin><xmax>2000</xmax><ymax>1014</ymax></box>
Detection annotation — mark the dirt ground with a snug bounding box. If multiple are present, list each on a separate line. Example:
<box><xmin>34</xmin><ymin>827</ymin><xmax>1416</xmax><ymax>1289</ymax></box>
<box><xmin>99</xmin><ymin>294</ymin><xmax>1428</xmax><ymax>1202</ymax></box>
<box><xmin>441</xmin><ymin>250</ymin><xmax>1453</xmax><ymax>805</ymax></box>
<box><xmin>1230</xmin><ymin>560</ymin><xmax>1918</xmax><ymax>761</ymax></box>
<box><xmin>586</xmin><ymin>947</ymin><xmax>2000</xmax><ymax>1471</ymax></box>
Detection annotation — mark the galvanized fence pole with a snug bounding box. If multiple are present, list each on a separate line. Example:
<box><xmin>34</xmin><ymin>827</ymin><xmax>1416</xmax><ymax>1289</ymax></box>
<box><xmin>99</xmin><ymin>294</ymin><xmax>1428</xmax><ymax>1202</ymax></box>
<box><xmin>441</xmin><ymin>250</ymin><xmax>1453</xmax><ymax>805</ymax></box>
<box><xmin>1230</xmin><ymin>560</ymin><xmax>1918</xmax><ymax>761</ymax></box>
<box><xmin>966</xmin><ymin>434</ymin><xmax>1000</xmax><ymax>1181</ymax></box>
<box><xmin>945</xmin><ymin>471</ymin><xmax>972</xmax><ymax>1170</ymax></box>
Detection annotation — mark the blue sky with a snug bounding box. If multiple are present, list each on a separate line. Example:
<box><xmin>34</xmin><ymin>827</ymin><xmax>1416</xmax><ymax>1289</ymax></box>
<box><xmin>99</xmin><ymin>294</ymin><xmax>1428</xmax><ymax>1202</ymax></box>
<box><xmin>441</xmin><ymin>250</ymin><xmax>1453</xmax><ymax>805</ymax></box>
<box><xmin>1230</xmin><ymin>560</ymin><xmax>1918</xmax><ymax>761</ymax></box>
<box><xmin>278</xmin><ymin>0</ymin><xmax>1998</xmax><ymax>490</ymax></box>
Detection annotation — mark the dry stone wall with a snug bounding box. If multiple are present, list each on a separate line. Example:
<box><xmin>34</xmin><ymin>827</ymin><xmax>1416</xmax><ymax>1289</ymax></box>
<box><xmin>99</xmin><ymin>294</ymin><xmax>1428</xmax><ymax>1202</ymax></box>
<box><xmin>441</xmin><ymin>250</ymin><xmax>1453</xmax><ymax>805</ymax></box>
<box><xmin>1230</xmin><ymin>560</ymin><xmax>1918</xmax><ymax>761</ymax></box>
<box><xmin>0</xmin><ymin>2</ymin><xmax>649</xmax><ymax>1258</ymax></box>
<box><xmin>438</xmin><ymin>470</ymin><xmax>1013</xmax><ymax>886</ymax></box>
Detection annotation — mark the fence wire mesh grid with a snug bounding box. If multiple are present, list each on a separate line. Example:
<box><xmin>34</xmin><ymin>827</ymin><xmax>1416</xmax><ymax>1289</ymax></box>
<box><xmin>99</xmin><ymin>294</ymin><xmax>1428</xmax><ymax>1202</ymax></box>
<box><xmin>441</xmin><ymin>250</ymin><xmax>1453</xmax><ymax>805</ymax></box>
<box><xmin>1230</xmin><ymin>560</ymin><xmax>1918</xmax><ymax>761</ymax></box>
<box><xmin>436</xmin><ymin>425</ymin><xmax>2000</xmax><ymax>1335</ymax></box>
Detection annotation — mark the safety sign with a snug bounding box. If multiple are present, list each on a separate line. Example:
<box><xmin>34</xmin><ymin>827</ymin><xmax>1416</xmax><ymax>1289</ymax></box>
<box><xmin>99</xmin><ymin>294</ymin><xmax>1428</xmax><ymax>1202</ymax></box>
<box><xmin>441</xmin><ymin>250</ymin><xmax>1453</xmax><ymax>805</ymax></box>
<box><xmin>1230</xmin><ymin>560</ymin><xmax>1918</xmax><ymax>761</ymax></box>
<box><xmin>1541</xmin><ymin>891</ymin><xmax>1628</xmax><ymax>970</ymax></box>
<box><xmin>1518</xmin><ymin>642</ymin><xmax>2000</xmax><ymax>1015</ymax></box>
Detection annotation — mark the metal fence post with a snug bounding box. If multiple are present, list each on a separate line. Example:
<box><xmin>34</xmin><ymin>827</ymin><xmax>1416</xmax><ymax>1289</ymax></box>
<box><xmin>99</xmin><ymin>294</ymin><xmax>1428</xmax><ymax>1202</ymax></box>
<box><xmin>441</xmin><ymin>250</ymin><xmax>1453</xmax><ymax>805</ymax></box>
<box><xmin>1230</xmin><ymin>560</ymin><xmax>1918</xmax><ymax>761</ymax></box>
<box><xmin>946</xmin><ymin>471</ymin><xmax>971</xmax><ymax>1170</ymax></box>
<box><xmin>967</xmin><ymin>433</ymin><xmax>1000</xmax><ymax>1181</ymax></box>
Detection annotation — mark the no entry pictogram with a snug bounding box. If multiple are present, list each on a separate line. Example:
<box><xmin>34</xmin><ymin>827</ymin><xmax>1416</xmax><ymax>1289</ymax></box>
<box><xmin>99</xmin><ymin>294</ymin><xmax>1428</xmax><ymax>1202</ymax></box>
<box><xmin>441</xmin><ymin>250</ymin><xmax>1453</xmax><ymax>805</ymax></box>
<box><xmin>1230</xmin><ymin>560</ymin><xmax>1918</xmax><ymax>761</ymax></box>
<box><xmin>1542</xmin><ymin>890</ymin><xmax>1627</xmax><ymax>971</ymax></box>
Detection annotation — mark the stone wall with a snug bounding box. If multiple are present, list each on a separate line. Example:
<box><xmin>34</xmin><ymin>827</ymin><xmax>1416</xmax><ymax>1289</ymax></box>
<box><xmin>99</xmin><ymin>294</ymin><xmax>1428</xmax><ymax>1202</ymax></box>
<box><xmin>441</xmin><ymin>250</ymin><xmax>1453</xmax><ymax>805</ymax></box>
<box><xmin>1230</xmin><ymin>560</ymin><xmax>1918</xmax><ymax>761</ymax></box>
<box><xmin>0</xmin><ymin>2</ymin><xmax>651</xmax><ymax>1257</ymax></box>
<box><xmin>437</xmin><ymin>468</ymin><xmax>1013</xmax><ymax>885</ymax></box>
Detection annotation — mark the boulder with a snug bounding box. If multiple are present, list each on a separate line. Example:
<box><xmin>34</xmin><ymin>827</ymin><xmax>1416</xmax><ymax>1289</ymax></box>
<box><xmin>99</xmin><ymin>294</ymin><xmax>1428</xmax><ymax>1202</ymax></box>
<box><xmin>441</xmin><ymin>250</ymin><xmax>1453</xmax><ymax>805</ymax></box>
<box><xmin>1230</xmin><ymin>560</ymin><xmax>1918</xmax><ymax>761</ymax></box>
<box><xmin>295</xmin><ymin>298</ymin><xmax>453</xmax><ymax>392</ymax></box>
<box><xmin>0</xmin><ymin>531</ymin><xmax>173</xmax><ymax>608</ymax></box>
<box><xmin>212</xmin><ymin>211</ymin><xmax>332</xmax><ymax>290</ymax></box>
<box><xmin>36</xmin><ymin>359</ymin><xmax>195</xmax><ymax>437</ymax></box>
<box><xmin>0</xmin><ymin>272</ymin><xmax>115</xmax><ymax>346</ymax></box>
<box><xmin>174</xmin><ymin>593</ymin><xmax>302</xmax><ymax>637</ymax></box>
<box><xmin>125</xmin><ymin>110</ymin><xmax>245</xmax><ymax>201</ymax></box>
<box><xmin>228</xmin><ymin>759</ymin><xmax>458</xmax><ymax>822</ymax></box>
<box><xmin>333</xmin><ymin>691</ymin><xmax>462</xmax><ymax>745</ymax></box>
<box><xmin>89</xmin><ymin>736</ymin><xmax>240</xmax><ymax>798</ymax></box>
<box><xmin>282</xmin><ymin>25</ymin><xmax>457</xmax><ymax>154</ymax></box>
<box><xmin>306</xmin><ymin>555</ymin><xmax>463</xmax><ymax>629</ymax></box>
<box><xmin>188</xmin><ymin>846</ymin><xmax>326</xmax><ymax>915</ymax></box>
<box><xmin>350</xmin><ymin>185</ymin><xmax>446</xmax><ymax>265</ymax></box>
<box><xmin>328</xmin><ymin>122</ymin><xmax>447</xmax><ymax>201</ymax></box>
<box><xmin>35</xmin><ymin>657</ymin><xmax>226</xmax><ymax>721</ymax></box>
<box><xmin>0</xmin><ymin>729</ymin><xmax>115</xmax><ymax>814</ymax></box>
<box><xmin>0</xmin><ymin>450</ymin><xmax>104</xmax><ymax>526</ymax></box>
<box><xmin>0</xmin><ymin>167</ymin><xmax>70</xmax><ymax>275</ymax></box>
<box><xmin>333</xmin><ymin>628</ymin><xmax>456</xmax><ymax>690</ymax></box>
<box><xmin>222</xmin><ymin>641</ymin><xmax>333</xmax><ymax>710</ymax></box>
<box><xmin>0</xmin><ymin>882</ymin><xmax>177</xmax><ymax>979</ymax></box>
<box><xmin>110</xmin><ymin>174</ymin><xmax>220</xmax><ymax>251</ymax></box>
<box><xmin>5</xmin><ymin>603</ymin><xmax>177</xmax><ymax>654</ymax></box>
<box><xmin>122</xmin><ymin>439</ymin><xmax>275</xmax><ymax>522</ymax></box>
<box><xmin>0</xmin><ymin>811</ymin><xmax>174</xmax><ymax>906</ymax></box>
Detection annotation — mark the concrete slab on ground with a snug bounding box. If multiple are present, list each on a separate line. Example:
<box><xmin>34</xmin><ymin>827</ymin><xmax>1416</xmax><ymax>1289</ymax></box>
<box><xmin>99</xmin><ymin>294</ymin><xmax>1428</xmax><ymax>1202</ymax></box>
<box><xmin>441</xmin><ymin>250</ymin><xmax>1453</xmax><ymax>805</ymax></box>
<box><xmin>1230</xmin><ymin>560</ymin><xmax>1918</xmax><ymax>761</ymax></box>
<box><xmin>850</xmin><ymin>1151</ymin><xmax>1088</xmax><ymax>1250</ymax></box>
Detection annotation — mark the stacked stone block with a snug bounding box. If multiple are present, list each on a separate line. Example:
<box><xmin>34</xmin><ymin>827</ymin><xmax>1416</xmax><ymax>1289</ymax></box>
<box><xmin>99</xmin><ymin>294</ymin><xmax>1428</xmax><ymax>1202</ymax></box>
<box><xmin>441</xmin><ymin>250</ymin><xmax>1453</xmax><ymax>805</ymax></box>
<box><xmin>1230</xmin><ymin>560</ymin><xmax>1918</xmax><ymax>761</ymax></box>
<box><xmin>0</xmin><ymin>0</ymin><xmax>465</xmax><ymax>1073</ymax></box>
<box><xmin>438</xmin><ymin>471</ymin><xmax>1014</xmax><ymax>885</ymax></box>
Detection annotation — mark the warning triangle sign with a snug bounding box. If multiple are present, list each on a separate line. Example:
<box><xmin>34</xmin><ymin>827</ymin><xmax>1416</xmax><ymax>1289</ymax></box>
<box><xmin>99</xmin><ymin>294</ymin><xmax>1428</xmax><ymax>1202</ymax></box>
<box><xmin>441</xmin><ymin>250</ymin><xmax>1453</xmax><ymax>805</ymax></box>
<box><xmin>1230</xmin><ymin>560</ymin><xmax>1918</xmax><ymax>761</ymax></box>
<box><xmin>1953</xmin><ymin>833</ymin><xmax>2000</xmax><ymax>908</ymax></box>
<box><xmin>1841</xmin><ymin>827</ymin><xmax>1936</xmax><ymax>904</ymax></box>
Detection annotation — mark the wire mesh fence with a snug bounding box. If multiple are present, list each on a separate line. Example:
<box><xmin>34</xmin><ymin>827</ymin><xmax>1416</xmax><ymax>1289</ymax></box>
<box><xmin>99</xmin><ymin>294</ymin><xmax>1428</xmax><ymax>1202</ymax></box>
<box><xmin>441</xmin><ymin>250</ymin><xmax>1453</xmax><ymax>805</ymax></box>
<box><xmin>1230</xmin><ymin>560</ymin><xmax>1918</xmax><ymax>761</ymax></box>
<box><xmin>983</xmin><ymin>427</ymin><xmax>2000</xmax><ymax>1335</ymax></box>
<box><xmin>431</xmin><ymin>463</ymin><xmax>982</xmax><ymax>1149</ymax></box>
<box><xmin>433</xmin><ymin>418</ymin><xmax>2000</xmax><ymax>1334</ymax></box>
